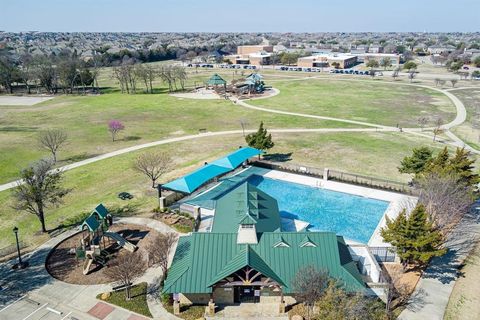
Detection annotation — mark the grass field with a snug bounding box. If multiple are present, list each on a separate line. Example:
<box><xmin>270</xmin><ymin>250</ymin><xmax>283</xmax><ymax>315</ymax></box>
<box><xmin>451</xmin><ymin>89</ymin><xmax>480</xmax><ymax>150</ymax></box>
<box><xmin>0</xmin><ymin>92</ymin><xmax>357</xmax><ymax>184</ymax></box>
<box><xmin>0</xmin><ymin>131</ymin><xmax>447</xmax><ymax>249</ymax></box>
<box><xmin>249</xmin><ymin>79</ymin><xmax>456</xmax><ymax>127</ymax></box>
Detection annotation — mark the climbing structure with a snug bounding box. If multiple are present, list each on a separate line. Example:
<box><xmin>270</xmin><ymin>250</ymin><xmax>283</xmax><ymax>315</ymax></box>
<box><xmin>77</xmin><ymin>204</ymin><xmax>137</xmax><ymax>275</ymax></box>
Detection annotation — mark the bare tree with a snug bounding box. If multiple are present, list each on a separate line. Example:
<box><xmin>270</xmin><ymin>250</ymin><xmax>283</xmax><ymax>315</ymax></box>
<box><xmin>408</xmin><ymin>70</ymin><xmax>417</xmax><ymax>83</ymax></box>
<box><xmin>133</xmin><ymin>152</ymin><xmax>172</xmax><ymax>188</ymax></box>
<box><xmin>432</xmin><ymin>117</ymin><xmax>444</xmax><ymax>142</ymax></box>
<box><xmin>434</xmin><ymin>78</ymin><xmax>441</xmax><ymax>87</ymax></box>
<box><xmin>38</xmin><ymin>129</ymin><xmax>68</xmax><ymax>163</ymax></box>
<box><xmin>12</xmin><ymin>158</ymin><xmax>71</xmax><ymax>232</ymax></box>
<box><xmin>385</xmin><ymin>267</ymin><xmax>412</xmax><ymax>314</ymax></box>
<box><xmin>417</xmin><ymin>116</ymin><xmax>428</xmax><ymax>131</ymax></box>
<box><xmin>104</xmin><ymin>252</ymin><xmax>145</xmax><ymax>300</ymax></box>
<box><xmin>392</xmin><ymin>68</ymin><xmax>400</xmax><ymax>80</ymax></box>
<box><xmin>291</xmin><ymin>265</ymin><xmax>329</xmax><ymax>320</ymax></box>
<box><xmin>450</xmin><ymin>79</ymin><xmax>458</xmax><ymax>88</ymax></box>
<box><xmin>239</xmin><ymin>119</ymin><xmax>249</xmax><ymax>137</ymax></box>
<box><xmin>416</xmin><ymin>172</ymin><xmax>472</xmax><ymax>234</ymax></box>
<box><xmin>145</xmin><ymin>232</ymin><xmax>178</xmax><ymax>278</ymax></box>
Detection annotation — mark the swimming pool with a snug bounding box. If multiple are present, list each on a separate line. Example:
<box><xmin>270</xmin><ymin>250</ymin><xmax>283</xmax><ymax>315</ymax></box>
<box><xmin>247</xmin><ymin>175</ymin><xmax>389</xmax><ymax>244</ymax></box>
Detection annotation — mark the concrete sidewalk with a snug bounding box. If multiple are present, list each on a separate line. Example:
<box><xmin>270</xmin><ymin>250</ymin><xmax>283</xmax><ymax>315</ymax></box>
<box><xmin>0</xmin><ymin>217</ymin><xmax>181</xmax><ymax>320</ymax></box>
<box><xmin>398</xmin><ymin>209</ymin><xmax>480</xmax><ymax>320</ymax></box>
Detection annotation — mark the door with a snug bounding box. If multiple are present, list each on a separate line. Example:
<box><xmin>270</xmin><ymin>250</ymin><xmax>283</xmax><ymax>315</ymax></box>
<box><xmin>234</xmin><ymin>286</ymin><xmax>259</xmax><ymax>303</ymax></box>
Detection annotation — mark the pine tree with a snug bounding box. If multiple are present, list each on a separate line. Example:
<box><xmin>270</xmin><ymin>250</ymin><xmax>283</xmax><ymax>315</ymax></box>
<box><xmin>381</xmin><ymin>205</ymin><xmax>446</xmax><ymax>267</ymax></box>
<box><xmin>245</xmin><ymin>121</ymin><xmax>274</xmax><ymax>151</ymax></box>
<box><xmin>398</xmin><ymin>147</ymin><xmax>433</xmax><ymax>174</ymax></box>
<box><xmin>449</xmin><ymin>147</ymin><xmax>479</xmax><ymax>188</ymax></box>
<box><xmin>405</xmin><ymin>204</ymin><xmax>446</xmax><ymax>265</ymax></box>
<box><xmin>423</xmin><ymin>147</ymin><xmax>449</xmax><ymax>174</ymax></box>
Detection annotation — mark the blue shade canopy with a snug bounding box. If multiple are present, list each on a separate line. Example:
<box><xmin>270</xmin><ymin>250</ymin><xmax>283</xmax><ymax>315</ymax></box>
<box><xmin>163</xmin><ymin>147</ymin><xmax>262</xmax><ymax>194</ymax></box>
<box><xmin>210</xmin><ymin>147</ymin><xmax>262</xmax><ymax>169</ymax></box>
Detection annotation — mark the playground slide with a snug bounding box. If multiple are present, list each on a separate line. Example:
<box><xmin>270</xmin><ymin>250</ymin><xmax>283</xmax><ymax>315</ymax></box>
<box><xmin>103</xmin><ymin>232</ymin><xmax>137</xmax><ymax>253</ymax></box>
<box><xmin>83</xmin><ymin>258</ymin><xmax>93</xmax><ymax>275</ymax></box>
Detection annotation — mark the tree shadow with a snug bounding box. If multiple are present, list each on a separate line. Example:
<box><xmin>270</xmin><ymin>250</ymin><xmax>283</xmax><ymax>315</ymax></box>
<box><xmin>123</xmin><ymin>136</ymin><xmax>141</xmax><ymax>141</ymax></box>
<box><xmin>62</xmin><ymin>153</ymin><xmax>98</xmax><ymax>163</ymax></box>
<box><xmin>0</xmin><ymin>247</ymin><xmax>55</xmax><ymax>307</ymax></box>
<box><xmin>0</xmin><ymin>126</ymin><xmax>39</xmax><ymax>132</ymax></box>
<box><xmin>263</xmin><ymin>152</ymin><xmax>293</xmax><ymax>162</ymax></box>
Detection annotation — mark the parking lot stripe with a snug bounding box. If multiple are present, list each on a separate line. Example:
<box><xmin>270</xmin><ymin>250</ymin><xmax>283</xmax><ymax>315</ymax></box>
<box><xmin>22</xmin><ymin>303</ymin><xmax>47</xmax><ymax>320</ymax></box>
<box><xmin>0</xmin><ymin>295</ymin><xmax>26</xmax><ymax>313</ymax></box>
<box><xmin>60</xmin><ymin>311</ymin><xmax>72</xmax><ymax>320</ymax></box>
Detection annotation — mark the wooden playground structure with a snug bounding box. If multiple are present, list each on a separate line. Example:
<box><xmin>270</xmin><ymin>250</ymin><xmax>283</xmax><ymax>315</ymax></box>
<box><xmin>77</xmin><ymin>204</ymin><xmax>137</xmax><ymax>275</ymax></box>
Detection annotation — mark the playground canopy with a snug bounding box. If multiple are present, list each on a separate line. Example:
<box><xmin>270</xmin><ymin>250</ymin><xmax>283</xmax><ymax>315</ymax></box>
<box><xmin>206</xmin><ymin>74</ymin><xmax>227</xmax><ymax>86</ymax></box>
<box><xmin>163</xmin><ymin>147</ymin><xmax>262</xmax><ymax>194</ymax></box>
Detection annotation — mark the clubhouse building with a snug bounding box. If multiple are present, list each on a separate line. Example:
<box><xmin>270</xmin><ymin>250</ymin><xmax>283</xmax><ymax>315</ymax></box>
<box><xmin>162</xmin><ymin>149</ymin><xmax>374</xmax><ymax>315</ymax></box>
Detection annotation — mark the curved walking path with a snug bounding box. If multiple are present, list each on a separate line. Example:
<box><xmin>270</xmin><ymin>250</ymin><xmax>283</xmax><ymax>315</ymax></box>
<box><xmin>1</xmin><ymin>76</ymin><xmax>478</xmax><ymax>319</ymax></box>
<box><xmin>0</xmin><ymin>127</ymin><xmax>400</xmax><ymax>193</ymax></box>
<box><xmin>0</xmin><ymin>216</ymin><xmax>180</xmax><ymax>319</ymax></box>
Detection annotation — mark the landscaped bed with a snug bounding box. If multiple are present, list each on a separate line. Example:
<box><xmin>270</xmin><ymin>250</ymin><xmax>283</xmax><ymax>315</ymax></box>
<box><xmin>46</xmin><ymin>223</ymin><xmax>158</xmax><ymax>285</ymax></box>
<box><xmin>98</xmin><ymin>282</ymin><xmax>153</xmax><ymax>318</ymax></box>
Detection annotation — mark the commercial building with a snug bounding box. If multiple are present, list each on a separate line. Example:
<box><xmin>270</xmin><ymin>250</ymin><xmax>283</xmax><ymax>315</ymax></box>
<box><xmin>224</xmin><ymin>45</ymin><xmax>273</xmax><ymax>66</ymax></box>
<box><xmin>297</xmin><ymin>54</ymin><xmax>358</xmax><ymax>69</ymax></box>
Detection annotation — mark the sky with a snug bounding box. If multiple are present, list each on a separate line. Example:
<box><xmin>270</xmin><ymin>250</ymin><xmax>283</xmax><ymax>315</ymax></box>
<box><xmin>1</xmin><ymin>0</ymin><xmax>479</xmax><ymax>33</ymax></box>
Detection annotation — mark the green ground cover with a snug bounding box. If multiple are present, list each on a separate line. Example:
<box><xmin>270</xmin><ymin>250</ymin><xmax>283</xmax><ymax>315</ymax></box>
<box><xmin>0</xmin><ymin>92</ymin><xmax>354</xmax><ymax>183</ymax></box>
<box><xmin>97</xmin><ymin>282</ymin><xmax>152</xmax><ymax>318</ymax></box>
<box><xmin>249</xmin><ymin>79</ymin><xmax>456</xmax><ymax>127</ymax></box>
<box><xmin>0</xmin><ymin>131</ymin><xmax>448</xmax><ymax>249</ymax></box>
<box><xmin>451</xmin><ymin>89</ymin><xmax>480</xmax><ymax>150</ymax></box>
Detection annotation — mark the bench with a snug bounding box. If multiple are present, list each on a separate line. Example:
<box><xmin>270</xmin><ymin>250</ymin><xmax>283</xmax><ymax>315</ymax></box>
<box><xmin>112</xmin><ymin>282</ymin><xmax>132</xmax><ymax>292</ymax></box>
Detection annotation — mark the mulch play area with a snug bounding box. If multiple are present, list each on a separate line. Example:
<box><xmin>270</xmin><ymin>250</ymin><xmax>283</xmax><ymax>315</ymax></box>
<box><xmin>46</xmin><ymin>223</ymin><xmax>158</xmax><ymax>285</ymax></box>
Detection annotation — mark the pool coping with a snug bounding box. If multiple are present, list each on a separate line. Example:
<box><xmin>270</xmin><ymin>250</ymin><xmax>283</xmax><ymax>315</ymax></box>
<box><xmin>261</xmin><ymin>170</ymin><xmax>418</xmax><ymax>247</ymax></box>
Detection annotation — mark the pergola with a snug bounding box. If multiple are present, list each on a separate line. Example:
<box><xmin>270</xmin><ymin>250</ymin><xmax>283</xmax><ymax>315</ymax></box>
<box><xmin>206</xmin><ymin>73</ymin><xmax>227</xmax><ymax>97</ymax></box>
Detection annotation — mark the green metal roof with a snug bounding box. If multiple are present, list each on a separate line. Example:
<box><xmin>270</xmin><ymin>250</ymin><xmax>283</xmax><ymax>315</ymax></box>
<box><xmin>207</xmin><ymin>245</ymin><xmax>285</xmax><ymax>287</ymax></box>
<box><xmin>207</xmin><ymin>73</ymin><xmax>227</xmax><ymax>85</ymax></box>
<box><xmin>238</xmin><ymin>213</ymin><xmax>257</xmax><ymax>225</ymax></box>
<box><xmin>211</xmin><ymin>183</ymin><xmax>282</xmax><ymax>233</ymax></box>
<box><xmin>93</xmin><ymin>203</ymin><xmax>109</xmax><ymax>220</ymax></box>
<box><xmin>82</xmin><ymin>215</ymin><xmax>100</xmax><ymax>232</ymax></box>
<box><xmin>163</xmin><ymin>232</ymin><xmax>366</xmax><ymax>294</ymax></box>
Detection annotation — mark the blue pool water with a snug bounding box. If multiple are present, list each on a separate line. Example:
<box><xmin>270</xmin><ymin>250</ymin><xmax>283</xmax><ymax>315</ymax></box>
<box><xmin>247</xmin><ymin>175</ymin><xmax>389</xmax><ymax>244</ymax></box>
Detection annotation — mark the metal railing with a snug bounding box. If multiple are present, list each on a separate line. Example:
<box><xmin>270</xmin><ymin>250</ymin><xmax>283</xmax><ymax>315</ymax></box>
<box><xmin>327</xmin><ymin>169</ymin><xmax>414</xmax><ymax>194</ymax></box>
<box><xmin>252</xmin><ymin>159</ymin><xmax>415</xmax><ymax>194</ymax></box>
<box><xmin>369</xmin><ymin>246</ymin><xmax>398</xmax><ymax>263</ymax></box>
<box><xmin>252</xmin><ymin>160</ymin><xmax>324</xmax><ymax>178</ymax></box>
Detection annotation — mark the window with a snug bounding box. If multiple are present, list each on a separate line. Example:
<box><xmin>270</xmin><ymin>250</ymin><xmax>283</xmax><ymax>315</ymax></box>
<box><xmin>241</xmin><ymin>224</ymin><xmax>254</xmax><ymax>229</ymax></box>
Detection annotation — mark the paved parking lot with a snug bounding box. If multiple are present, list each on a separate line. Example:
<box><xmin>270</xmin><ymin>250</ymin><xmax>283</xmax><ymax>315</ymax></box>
<box><xmin>0</xmin><ymin>295</ymin><xmax>89</xmax><ymax>320</ymax></box>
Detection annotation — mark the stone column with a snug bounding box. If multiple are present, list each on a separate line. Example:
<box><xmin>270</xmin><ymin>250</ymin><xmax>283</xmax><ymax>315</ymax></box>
<box><xmin>159</xmin><ymin>196</ymin><xmax>166</xmax><ymax>210</ymax></box>
<box><xmin>208</xmin><ymin>298</ymin><xmax>216</xmax><ymax>316</ymax></box>
<box><xmin>173</xmin><ymin>299</ymin><xmax>180</xmax><ymax>315</ymax></box>
<box><xmin>323</xmin><ymin>168</ymin><xmax>329</xmax><ymax>182</ymax></box>
<box><xmin>279</xmin><ymin>287</ymin><xmax>286</xmax><ymax>314</ymax></box>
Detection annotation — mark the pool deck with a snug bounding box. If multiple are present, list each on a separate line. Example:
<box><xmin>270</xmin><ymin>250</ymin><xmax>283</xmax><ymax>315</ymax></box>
<box><xmin>183</xmin><ymin>166</ymin><xmax>417</xmax><ymax>247</ymax></box>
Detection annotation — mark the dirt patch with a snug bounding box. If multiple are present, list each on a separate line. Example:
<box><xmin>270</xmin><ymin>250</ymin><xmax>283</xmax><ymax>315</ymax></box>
<box><xmin>46</xmin><ymin>223</ymin><xmax>159</xmax><ymax>285</ymax></box>
<box><xmin>0</xmin><ymin>96</ymin><xmax>54</xmax><ymax>106</ymax></box>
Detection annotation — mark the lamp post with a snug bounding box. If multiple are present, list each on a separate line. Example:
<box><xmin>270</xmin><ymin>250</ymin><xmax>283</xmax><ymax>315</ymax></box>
<box><xmin>12</xmin><ymin>226</ymin><xmax>28</xmax><ymax>269</ymax></box>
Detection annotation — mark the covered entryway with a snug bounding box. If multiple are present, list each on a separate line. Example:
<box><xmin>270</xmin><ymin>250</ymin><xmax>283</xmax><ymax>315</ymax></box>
<box><xmin>234</xmin><ymin>285</ymin><xmax>261</xmax><ymax>303</ymax></box>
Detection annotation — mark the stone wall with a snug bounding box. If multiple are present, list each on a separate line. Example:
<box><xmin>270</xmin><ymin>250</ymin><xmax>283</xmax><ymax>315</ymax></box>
<box><xmin>214</xmin><ymin>287</ymin><xmax>234</xmax><ymax>304</ymax></box>
<box><xmin>180</xmin><ymin>293</ymin><xmax>210</xmax><ymax>305</ymax></box>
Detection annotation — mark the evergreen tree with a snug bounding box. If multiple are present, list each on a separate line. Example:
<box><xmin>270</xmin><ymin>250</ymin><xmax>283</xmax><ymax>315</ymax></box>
<box><xmin>449</xmin><ymin>147</ymin><xmax>479</xmax><ymax>188</ymax></box>
<box><xmin>381</xmin><ymin>205</ymin><xmax>446</xmax><ymax>267</ymax></box>
<box><xmin>423</xmin><ymin>147</ymin><xmax>449</xmax><ymax>174</ymax></box>
<box><xmin>245</xmin><ymin>121</ymin><xmax>274</xmax><ymax>152</ymax></box>
<box><xmin>398</xmin><ymin>147</ymin><xmax>433</xmax><ymax>174</ymax></box>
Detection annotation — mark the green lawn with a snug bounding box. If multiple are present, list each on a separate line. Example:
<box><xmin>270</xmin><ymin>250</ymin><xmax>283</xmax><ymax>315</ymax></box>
<box><xmin>249</xmin><ymin>79</ymin><xmax>456</xmax><ymax>127</ymax></box>
<box><xmin>0</xmin><ymin>131</ymin><xmax>449</xmax><ymax>249</ymax></box>
<box><xmin>0</xmin><ymin>92</ymin><xmax>355</xmax><ymax>184</ymax></box>
<box><xmin>97</xmin><ymin>282</ymin><xmax>152</xmax><ymax>318</ymax></box>
<box><xmin>451</xmin><ymin>89</ymin><xmax>480</xmax><ymax>150</ymax></box>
